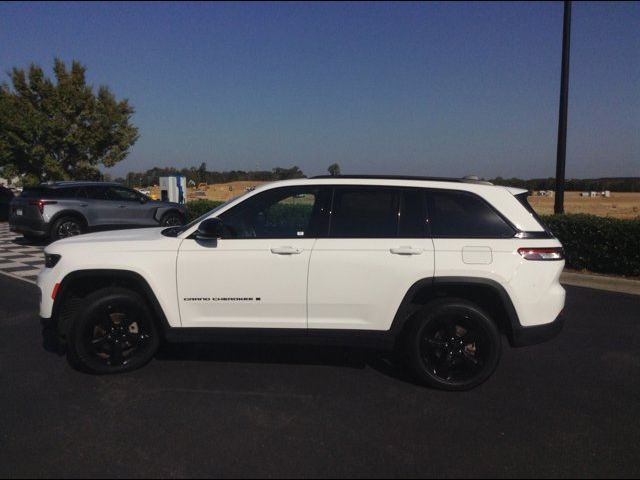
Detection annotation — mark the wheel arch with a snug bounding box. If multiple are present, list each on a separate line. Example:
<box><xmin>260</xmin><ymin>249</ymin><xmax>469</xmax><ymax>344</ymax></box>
<box><xmin>155</xmin><ymin>207</ymin><xmax>185</xmax><ymax>224</ymax></box>
<box><xmin>49</xmin><ymin>210</ymin><xmax>88</xmax><ymax>231</ymax></box>
<box><xmin>390</xmin><ymin>277</ymin><xmax>521</xmax><ymax>346</ymax></box>
<box><xmin>53</xmin><ymin>269</ymin><xmax>170</xmax><ymax>339</ymax></box>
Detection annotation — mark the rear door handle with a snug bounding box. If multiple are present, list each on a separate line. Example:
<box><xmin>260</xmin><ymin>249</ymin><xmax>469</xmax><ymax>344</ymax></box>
<box><xmin>270</xmin><ymin>246</ymin><xmax>302</xmax><ymax>255</ymax></box>
<box><xmin>118</xmin><ymin>205</ymin><xmax>127</xmax><ymax>208</ymax></box>
<box><xmin>390</xmin><ymin>246</ymin><xmax>423</xmax><ymax>255</ymax></box>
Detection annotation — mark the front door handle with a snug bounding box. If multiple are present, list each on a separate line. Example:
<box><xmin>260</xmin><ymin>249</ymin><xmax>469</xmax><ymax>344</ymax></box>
<box><xmin>270</xmin><ymin>246</ymin><xmax>302</xmax><ymax>255</ymax></box>
<box><xmin>118</xmin><ymin>205</ymin><xmax>127</xmax><ymax>209</ymax></box>
<box><xmin>390</xmin><ymin>246</ymin><xmax>424</xmax><ymax>255</ymax></box>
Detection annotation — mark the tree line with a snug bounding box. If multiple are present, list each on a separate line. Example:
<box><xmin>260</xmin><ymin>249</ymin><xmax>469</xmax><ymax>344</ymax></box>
<box><xmin>490</xmin><ymin>176</ymin><xmax>640</xmax><ymax>192</ymax></box>
<box><xmin>115</xmin><ymin>164</ymin><xmax>306</xmax><ymax>187</ymax></box>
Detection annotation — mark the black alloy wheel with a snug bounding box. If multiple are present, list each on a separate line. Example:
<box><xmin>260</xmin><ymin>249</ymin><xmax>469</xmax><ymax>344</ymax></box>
<box><xmin>67</xmin><ymin>288</ymin><xmax>160</xmax><ymax>374</ymax></box>
<box><xmin>52</xmin><ymin>216</ymin><xmax>84</xmax><ymax>240</ymax></box>
<box><xmin>406</xmin><ymin>298</ymin><xmax>501</xmax><ymax>390</ymax></box>
<box><xmin>161</xmin><ymin>212</ymin><xmax>183</xmax><ymax>226</ymax></box>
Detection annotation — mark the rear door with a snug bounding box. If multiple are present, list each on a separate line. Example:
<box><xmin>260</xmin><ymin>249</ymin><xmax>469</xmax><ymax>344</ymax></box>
<box><xmin>82</xmin><ymin>186</ymin><xmax>121</xmax><ymax>226</ymax></box>
<box><xmin>307</xmin><ymin>186</ymin><xmax>435</xmax><ymax>331</ymax></box>
<box><xmin>105</xmin><ymin>186</ymin><xmax>156</xmax><ymax>226</ymax></box>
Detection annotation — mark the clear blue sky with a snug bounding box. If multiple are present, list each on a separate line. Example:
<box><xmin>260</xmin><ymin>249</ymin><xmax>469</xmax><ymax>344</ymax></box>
<box><xmin>1</xmin><ymin>1</ymin><xmax>638</xmax><ymax>179</ymax></box>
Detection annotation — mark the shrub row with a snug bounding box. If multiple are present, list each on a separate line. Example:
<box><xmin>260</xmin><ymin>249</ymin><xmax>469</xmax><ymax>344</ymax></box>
<box><xmin>185</xmin><ymin>200</ymin><xmax>224</xmax><ymax>221</ymax></box>
<box><xmin>541</xmin><ymin>214</ymin><xmax>640</xmax><ymax>277</ymax></box>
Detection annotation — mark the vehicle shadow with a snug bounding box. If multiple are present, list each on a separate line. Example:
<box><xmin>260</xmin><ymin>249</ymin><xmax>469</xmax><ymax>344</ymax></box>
<box><xmin>8</xmin><ymin>234</ymin><xmax>51</xmax><ymax>247</ymax></box>
<box><xmin>156</xmin><ymin>342</ymin><xmax>421</xmax><ymax>385</ymax></box>
<box><xmin>40</xmin><ymin>321</ymin><xmax>420</xmax><ymax>385</ymax></box>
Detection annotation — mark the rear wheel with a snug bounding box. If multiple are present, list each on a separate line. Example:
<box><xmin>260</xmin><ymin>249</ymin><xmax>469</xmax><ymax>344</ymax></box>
<box><xmin>51</xmin><ymin>216</ymin><xmax>84</xmax><ymax>241</ymax></box>
<box><xmin>405</xmin><ymin>298</ymin><xmax>501</xmax><ymax>390</ymax></box>
<box><xmin>67</xmin><ymin>287</ymin><xmax>160</xmax><ymax>374</ymax></box>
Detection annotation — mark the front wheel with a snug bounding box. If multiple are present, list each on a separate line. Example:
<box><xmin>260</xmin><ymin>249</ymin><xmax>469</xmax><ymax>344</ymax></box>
<box><xmin>66</xmin><ymin>287</ymin><xmax>160</xmax><ymax>374</ymax></box>
<box><xmin>160</xmin><ymin>212</ymin><xmax>184</xmax><ymax>226</ymax></box>
<box><xmin>405</xmin><ymin>298</ymin><xmax>501</xmax><ymax>390</ymax></box>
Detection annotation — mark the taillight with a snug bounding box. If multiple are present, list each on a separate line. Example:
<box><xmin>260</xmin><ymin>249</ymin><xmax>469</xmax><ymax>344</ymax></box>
<box><xmin>29</xmin><ymin>200</ymin><xmax>57</xmax><ymax>214</ymax></box>
<box><xmin>518</xmin><ymin>247</ymin><xmax>564</xmax><ymax>261</ymax></box>
<box><xmin>51</xmin><ymin>283</ymin><xmax>61</xmax><ymax>300</ymax></box>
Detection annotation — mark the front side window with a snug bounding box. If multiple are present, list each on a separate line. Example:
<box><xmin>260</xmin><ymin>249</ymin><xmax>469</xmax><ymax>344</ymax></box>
<box><xmin>329</xmin><ymin>187</ymin><xmax>400</xmax><ymax>238</ymax></box>
<box><xmin>218</xmin><ymin>187</ymin><xmax>329</xmax><ymax>239</ymax></box>
<box><xmin>108</xmin><ymin>186</ymin><xmax>142</xmax><ymax>202</ymax></box>
<box><xmin>426</xmin><ymin>190</ymin><xmax>515</xmax><ymax>238</ymax></box>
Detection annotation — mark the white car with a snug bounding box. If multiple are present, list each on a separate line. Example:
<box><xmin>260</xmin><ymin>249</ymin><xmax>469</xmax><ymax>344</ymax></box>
<box><xmin>38</xmin><ymin>176</ymin><xmax>565</xmax><ymax>390</ymax></box>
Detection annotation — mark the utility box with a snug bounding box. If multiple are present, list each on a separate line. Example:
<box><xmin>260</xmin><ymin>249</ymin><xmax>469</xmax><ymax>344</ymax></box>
<box><xmin>159</xmin><ymin>176</ymin><xmax>187</xmax><ymax>204</ymax></box>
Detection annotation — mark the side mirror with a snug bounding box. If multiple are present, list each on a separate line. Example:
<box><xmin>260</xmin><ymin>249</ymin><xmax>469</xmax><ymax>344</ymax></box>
<box><xmin>196</xmin><ymin>217</ymin><xmax>224</xmax><ymax>240</ymax></box>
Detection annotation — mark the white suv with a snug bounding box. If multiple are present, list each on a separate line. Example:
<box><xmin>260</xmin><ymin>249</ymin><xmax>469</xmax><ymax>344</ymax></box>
<box><xmin>38</xmin><ymin>176</ymin><xmax>565</xmax><ymax>390</ymax></box>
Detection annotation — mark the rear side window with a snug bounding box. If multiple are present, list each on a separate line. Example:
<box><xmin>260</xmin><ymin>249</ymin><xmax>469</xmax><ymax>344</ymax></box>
<box><xmin>329</xmin><ymin>187</ymin><xmax>399</xmax><ymax>238</ymax></box>
<box><xmin>85</xmin><ymin>186</ymin><xmax>109</xmax><ymax>200</ymax></box>
<box><xmin>21</xmin><ymin>187</ymin><xmax>79</xmax><ymax>199</ymax></box>
<box><xmin>21</xmin><ymin>187</ymin><xmax>52</xmax><ymax>198</ymax></box>
<box><xmin>426</xmin><ymin>190</ymin><xmax>515</xmax><ymax>238</ymax></box>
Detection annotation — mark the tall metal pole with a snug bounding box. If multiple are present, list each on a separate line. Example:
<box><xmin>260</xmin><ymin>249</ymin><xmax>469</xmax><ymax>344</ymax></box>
<box><xmin>554</xmin><ymin>0</ymin><xmax>572</xmax><ymax>214</ymax></box>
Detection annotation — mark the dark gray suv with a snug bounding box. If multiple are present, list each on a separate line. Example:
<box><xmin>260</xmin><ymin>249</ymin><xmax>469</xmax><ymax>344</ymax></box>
<box><xmin>9</xmin><ymin>182</ymin><xmax>188</xmax><ymax>241</ymax></box>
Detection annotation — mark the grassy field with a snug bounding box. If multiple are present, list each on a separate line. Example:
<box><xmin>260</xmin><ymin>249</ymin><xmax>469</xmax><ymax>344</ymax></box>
<box><xmin>528</xmin><ymin>191</ymin><xmax>640</xmax><ymax>219</ymax></box>
<box><xmin>149</xmin><ymin>182</ymin><xmax>640</xmax><ymax>220</ymax></box>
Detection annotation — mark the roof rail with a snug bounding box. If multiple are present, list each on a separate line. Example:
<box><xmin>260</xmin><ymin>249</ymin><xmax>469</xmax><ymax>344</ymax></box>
<box><xmin>310</xmin><ymin>175</ymin><xmax>493</xmax><ymax>185</ymax></box>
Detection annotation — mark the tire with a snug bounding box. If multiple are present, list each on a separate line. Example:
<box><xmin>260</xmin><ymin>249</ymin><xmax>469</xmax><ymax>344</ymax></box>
<box><xmin>51</xmin><ymin>216</ymin><xmax>85</xmax><ymax>241</ymax></box>
<box><xmin>405</xmin><ymin>298</ymin><xmax>501</xmax><ymax>391</ymax></box>
<box><xmin>66</xmin><ymin>287</ymin><xmax>160</xmax><ymax>374</ymax></box>
<box><xmin>160</xmin><ymin>212</ymin><xmax>184</xmax><ymax>226</ymax></box>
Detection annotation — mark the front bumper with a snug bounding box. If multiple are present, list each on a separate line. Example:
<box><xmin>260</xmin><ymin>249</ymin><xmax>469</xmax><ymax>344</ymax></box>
<box><xmin>510</xmin><ymin>313</ymin><xmax>564</xmax><ymax>347</ymax></box>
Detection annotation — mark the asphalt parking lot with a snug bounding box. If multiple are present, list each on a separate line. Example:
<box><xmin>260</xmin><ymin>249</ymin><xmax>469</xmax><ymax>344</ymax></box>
<box><xmin>1</xmin><ymin>266</ymin><xmax>639</xmax><ymax>478</ymax></box>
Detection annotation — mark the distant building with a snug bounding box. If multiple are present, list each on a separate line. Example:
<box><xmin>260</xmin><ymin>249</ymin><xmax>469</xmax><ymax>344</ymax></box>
<box><xmin>590</xmin><ymin>191</ymin><xmax>598</xmax><ymax>197</ymax></box>
<box><xmin>602</xmin><ymin>190</ymin><xmax>611</xmax><ymax>198</ymax></box>
<box><xmin>581</xmin><ymin>192</ymin><xmax>590</xmax><ymax>197</ymax></box>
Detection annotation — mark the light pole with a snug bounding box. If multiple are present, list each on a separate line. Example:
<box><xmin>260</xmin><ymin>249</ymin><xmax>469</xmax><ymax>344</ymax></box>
<box><xmin>554</xmin><ymin>0</ymin><xmax>572</xmax><ymax>214</ymax></box>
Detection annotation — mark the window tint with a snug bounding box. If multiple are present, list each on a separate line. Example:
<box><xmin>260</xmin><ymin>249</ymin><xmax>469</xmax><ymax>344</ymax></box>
<box><xmin>85</xmin><ymin>186</ymin><xmax>109</xmax><ymax>200</ymax></box>
<box><xmin>218</xmin><ymin>187</ymin><xmax>329</xmax><ymax>239</ymax></box>
<box><xmin>20</xmin><ymin>187</ymin><xmax>80</xmax><ymax>199</ymax></box>
<box><xmin>399</xmin><ymin>189</ymin><xmax>427</xmax><ymax>238</ymax></box>
<box><xmin>426</xmin><ymin>190</ymin><xmax>515</xmax><ymax>238</ymax></box>
<box><xmin>329</xmin><ymin>187</ymin><xmax>399</xmax><ymax>238</ymax></box>
<box><xmin>56</xmin><ymin>187</ymin><xmax>81</xmax><ymax>199</ymax></box>
<box><xmin>108</xmin><ymin>186</ymin><xmax>140</xmax><ymax>202</ymax></box>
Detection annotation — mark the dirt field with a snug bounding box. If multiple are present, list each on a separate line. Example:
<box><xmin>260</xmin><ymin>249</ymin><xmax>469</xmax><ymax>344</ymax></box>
<box><xmin>150</xmin><ymin>181</ymin><xmax>270</xmax><ymax>203</ymax></box>
<box><xmin>149</xmin><ymin>183</ymin><xmax>640</xmax><ymax>220</ymax></box>
<box><xmin>528</xmin><ymin>192</ymin><xmax>640</xmax><ymax>219</ymax></box>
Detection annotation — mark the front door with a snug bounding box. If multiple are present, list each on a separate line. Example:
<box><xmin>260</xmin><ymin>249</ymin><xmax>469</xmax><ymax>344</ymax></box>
<box><xmin>177</xmin><ymin>185</ymin><xmax>331</xmax><ymax>328</ymax></box>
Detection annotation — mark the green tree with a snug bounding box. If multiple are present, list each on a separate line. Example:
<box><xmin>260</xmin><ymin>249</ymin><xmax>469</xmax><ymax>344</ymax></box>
<box><xmin>0</xmin><ymin>59</ymin><xmax>139</xmax><ymax>185</ymax></box>
<box><xmin>328</xmin><ymin>163</ymin><xmax>341</xmax><ymax>176</ymax></box>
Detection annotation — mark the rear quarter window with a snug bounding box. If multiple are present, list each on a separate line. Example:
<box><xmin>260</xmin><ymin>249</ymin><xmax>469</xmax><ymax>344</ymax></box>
<box><xmin>426</xmin><ymin>190</ymin><xmax>515</xmax><ymax>238</ymax></box>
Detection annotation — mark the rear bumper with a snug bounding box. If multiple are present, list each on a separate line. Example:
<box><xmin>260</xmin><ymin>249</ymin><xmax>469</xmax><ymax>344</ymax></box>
<box><xmin>510</xmin><ymin>313</ymin><xmax>564</xmax><ymax>347</ymax></box>
<box><xmin>9</xmin><ymin>215</ymin><xmax>48</xmax><ymax>237</ymax></box>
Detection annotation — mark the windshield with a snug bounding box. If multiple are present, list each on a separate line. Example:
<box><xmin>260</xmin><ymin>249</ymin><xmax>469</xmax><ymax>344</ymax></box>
<box><xmin>162</xmin><ymin>193</ymin><xmax>249</xmax><ymax>237</ymax></box>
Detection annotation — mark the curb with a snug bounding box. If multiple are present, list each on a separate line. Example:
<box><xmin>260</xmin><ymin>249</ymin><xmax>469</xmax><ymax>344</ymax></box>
<box><xmin>560</xmin><ymin>271</ymin><xmax>640</xmax><ymax>296</ymax></box>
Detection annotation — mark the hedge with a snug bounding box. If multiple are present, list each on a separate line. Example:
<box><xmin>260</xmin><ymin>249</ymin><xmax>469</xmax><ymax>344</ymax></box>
<box><xmin>185</xmin><ymin>200</ymin><xmax>224</xmax><ymax>221</ymax></box>
<box><xmin>541</xmin><ymin>214</ymin><xmax>640</xmax><ymax>277</ymax></box>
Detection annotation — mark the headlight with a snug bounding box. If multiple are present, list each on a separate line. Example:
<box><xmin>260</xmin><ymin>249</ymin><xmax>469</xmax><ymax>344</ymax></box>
<box><xmin>44</xmin><ymin>253</ymin><xmax>61</xmax><ymax>268</ymax></box>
